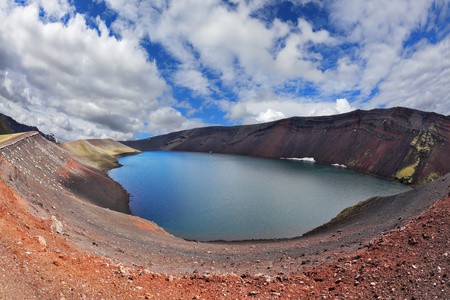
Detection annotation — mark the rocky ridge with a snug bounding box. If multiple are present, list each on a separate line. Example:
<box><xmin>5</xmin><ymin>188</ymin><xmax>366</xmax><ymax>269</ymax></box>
<box><xmin>0</xmin><ymin>110</ymin><xmax>449</xmax><ymax>298</ymax></box>
<box><xmin>0</xmin><ymin>113</ymin><xmax>57</xmax><ymax>142</ymax></box>
<box><xmin>124</xmin><ymin>107</ymin><xmax>450</xmax><ymax>186</ymax></box>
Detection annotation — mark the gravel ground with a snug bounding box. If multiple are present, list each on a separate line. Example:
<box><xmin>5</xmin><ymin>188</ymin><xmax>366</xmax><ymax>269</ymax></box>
<box><xmin>0</xmin><ymin>133</ymin><xmax>449</xmax><ymax>299</ymax></box>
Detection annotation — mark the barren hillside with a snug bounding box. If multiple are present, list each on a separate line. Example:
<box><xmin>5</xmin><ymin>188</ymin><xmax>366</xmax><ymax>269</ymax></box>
<box><xmin>0</xmin><ymin>125</ymin><xmax>449</xmax><ymax>298</ymax></box>
<box><xmin>124</xmin><ymin>107</ymin><xmax>450</xmax><ymax>186</ymax></box>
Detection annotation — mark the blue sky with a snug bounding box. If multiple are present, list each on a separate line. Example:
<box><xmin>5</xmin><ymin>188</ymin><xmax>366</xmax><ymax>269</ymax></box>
<box><xmin>0</xmin><ymin>0</ymin><xmax>449</xmax><ymax>141</ymax></box>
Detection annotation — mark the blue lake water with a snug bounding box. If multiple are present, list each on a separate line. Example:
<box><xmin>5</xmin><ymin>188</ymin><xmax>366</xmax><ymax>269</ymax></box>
<box><xmin>109</xmin><ymin>151</ymin><xmax>412</xmax><ymax>241</ymax></box>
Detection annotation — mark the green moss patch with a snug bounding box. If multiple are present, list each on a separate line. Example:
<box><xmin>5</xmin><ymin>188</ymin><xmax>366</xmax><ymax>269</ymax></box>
<box><xmin>305</xmin><ymin>197</ymin><xmax>376</xmax><ymax>235</ymax></box>
<box><xmin>59</xmin><ymin>139</ymin><xmax>140</xmax><ymax>172</ymax></box>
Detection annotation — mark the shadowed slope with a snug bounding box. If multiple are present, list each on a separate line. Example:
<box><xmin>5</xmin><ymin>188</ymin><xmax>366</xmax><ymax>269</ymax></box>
<box><xmin>124</xmin><ymin>107</ymin><xmax>450</xmax><ymax>186</ymax></box>
<box><xmin>0</xmin><ymin>131</ymin><xmax>449</xmax><ymax>275</ymax></box>
<box><xmin>0</xmin><ymin>113</ymin><xmax>57</xmax><ymax>142</ymax></box>
<box><xmin>0</xmin><ymin>120</ymin><xmax>449</xmax><ymax>298</ymax></box>
<box><xmin>0</xmin><ymin>132</ymin><xmax>131</xmax><ymax>214</ymax></box>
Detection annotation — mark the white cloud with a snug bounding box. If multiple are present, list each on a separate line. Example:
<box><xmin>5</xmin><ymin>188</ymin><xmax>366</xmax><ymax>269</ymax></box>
<box><xmin>52</xmin><ymin>114</ymin><xmax>73</xmax><ymax>131</ymax></box>
<box><xmin>308</xmin><ymin>98</ymin><xmax>354</xmax><ymax>116</ymax></box>
<box><xmin>0</xmin><ymin>98</ymin><xmax>135</xmax><ymax>141</ymax></box>
<box><xmin>223</xmin><ymin>97</ymin><xmax>354</xmax><ymax>124</ymax></box>
<box><xmin>335</xmin><ymin>98</ymin><xmax>353</xmax><ymax>114</ymax></box>
<box><xmin>2</xmin><ymin>71</ymin><xmax>13</xmax><ymax>95</ymax></box>
<box><xmin>146</xmin><ymin>107</ymin><xmax>205</xmax><ymax>134</ymax></box>
<box><xmin>1</xmin><ymin>0</ymin><xmax>447</xmax><ymax>142</ymax></box>
<box><xmin>0</xmin><ymin>1</ymin><xmax>174</xmax><ymax>140</ymax></box>
<box><xmin>173</xmin><ymin>69</ymin><xmax>211</xmax><ymax>96</ymax></box>
<box><xmin>368</xmin><ymin>37</ymin><xmax>450</xmax><ymax>114</ymax></box>
<box><xmin>102</xmin><ymin>0</ymin><xmax>368</xmax><ymax>125</ymax></box>
<box><xmin>329</xmin><ymin>0</ymin><xmax>433</xmax><ymax>95</ymax></box>
<box><xmin>106</xmin><ymin>0</ymin><xmax>337</xmax><ymax>99</ymax></box>
<box><xmin>330</xmin><ymin>0</ymin><xmax>431</xmax><ymax>44</ymax></box>
<box><xmin>34</xmin><ymin>0</ymin><xmax>73</xmax><ymax>20</ymax></box>
<box><xmin>256</xmin><ymin>109</ymin><xmax>285</xmax><ymax>122</ymax></box>
<box><xmin>272</xmin><ymin>30</ymin><xmax>327</xmax><ymax>82</ymax></box>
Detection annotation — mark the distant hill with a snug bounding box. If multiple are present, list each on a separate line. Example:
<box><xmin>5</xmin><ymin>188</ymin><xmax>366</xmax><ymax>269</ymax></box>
<box><xmin>0</xmin><ymin>113</ymin><xmax>140</xmax><ymax>173</ymax></box>
<box><xmin>59</xmin><ymin>138</ymin><xmax>140</xmax><ymax>173</ymax></box>
<box><xmin>0</xmin><ymin>113</ymin><xmax>57</xmax><ymax>142</ymax></box>
<box><xmin>123</xmin><ymin>107</ymin><xmax>450</xmax><ymax>186</ymax></box>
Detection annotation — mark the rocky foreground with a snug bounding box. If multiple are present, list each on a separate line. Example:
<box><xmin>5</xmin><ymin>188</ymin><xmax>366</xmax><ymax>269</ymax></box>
<box><xmin>0</xmin><ymin>109</ymin><xmax>449</xmax><ymax>298</ymax></box>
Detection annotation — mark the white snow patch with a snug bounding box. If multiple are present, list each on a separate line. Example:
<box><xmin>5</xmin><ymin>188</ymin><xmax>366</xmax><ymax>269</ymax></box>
<box><xmin>283</xmin><ymin>157</ymin><xmax>316</xmax><ymax>162</ymax></box>
<box><xmin>332</xmin><ymin>163</ymin><xmax>347</xmax><ymax>168</ymax></box>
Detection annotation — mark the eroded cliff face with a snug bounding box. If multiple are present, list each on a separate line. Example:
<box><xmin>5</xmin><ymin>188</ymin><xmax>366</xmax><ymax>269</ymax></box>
<box><xmin>0</xmin><ymin>132</ymin><xmax>131</xmax><ymax>214</ymax></box>
<box><xmin>124</xmin><ymin>107</ymin><xmax>450</xmax><ymax>185</ymax></box>
<box><xmin>1</xmin><ymin>113</ymin><xmax>450</xmax><ymax>299</ymax></box>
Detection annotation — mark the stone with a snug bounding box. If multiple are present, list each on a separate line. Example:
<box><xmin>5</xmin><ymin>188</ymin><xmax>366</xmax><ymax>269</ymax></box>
<box><xmin>37</xmin><ymin>235</ymin><xmax>46</xmax><ymax>246</ymax></box>
<box><xmin>118</xmin><ymin>265</ymin><xmax>131</xmax><ymax>277</ymax></box>
<box><xmin>51</xmin><ymin>216</ymin><xmax>63</xmax><ymax>234</ymax></box>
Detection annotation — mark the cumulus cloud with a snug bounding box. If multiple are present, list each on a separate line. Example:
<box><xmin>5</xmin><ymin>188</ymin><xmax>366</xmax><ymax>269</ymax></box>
<box><xmin>329</xmin><ymin>0</ymin><xmax>433</xmax><ymax>95</ymax></box>
<box><xmin>146</xmin><ymin>107</ymin><xmax>205</xmax><ymax>135</ymax></box>
<box><xmin>173</xmin><ymin>69</ymin><xmax>211</xmax><ymax>96</ymax></box>
<box><xmin>105</xmin><ymin>0</ymin><xmax>445</xmax><ymax>122</ymax></box>
<box><xmin>52</xmin><ymin>114</ymin><xmax>73</xmax><ymax>131</ymax></box>
<box><xmin>368</xmin><ymin>37</ymin><xmax>450</xmax><ymax>113</ymax></box>
<box><xmin>224</xmin><ymin>97</ymin><xmax>354</xmax><ymax>124</ymax></box>
<box><xmin>34</xmin><ymin>0</ymin><xmax>73</xmax><ymax>20</ymax></box>
<box><xmin>0</xmin><ymin>1</ymin><xmax>174</xmax><ymax>140</ymax></box>
<box><xmin>309</xmin><ymin>98</ymin><xmax>354</xmax><ymax>116</ymax></box>
<box><xmin>0</xmin><ymin>0</ymin><xmax>448</xmax><ymax>141</ymax></box>
<box><xmin>335</xmin><ymin>98</ymin><xmax>353</xmax><ymax>113</ymax></box>
<box><xmin>105</xmin><ymin>0</ymin><xmax>338</xmax><ymax>102</ymax></box>
<box><xmin>256</xmin><ymin>109</ymin><xmax>285</xmax><ymax>122</ymax></box>
<box><xmin>0</xmin><ymin>98</ymin><xmax>135</xmax><ymax>141</ymax></box>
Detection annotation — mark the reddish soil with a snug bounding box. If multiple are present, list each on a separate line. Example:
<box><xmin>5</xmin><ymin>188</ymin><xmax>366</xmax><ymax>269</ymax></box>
<box><xmin>0</xmin><ymin>132</ymin><xmax>449</xmax><ymax>299</ymax></box>
<box><xmin>0</xmin><ymin>177</ymin><xmax>448</xmax><ymax>299</ymax></box>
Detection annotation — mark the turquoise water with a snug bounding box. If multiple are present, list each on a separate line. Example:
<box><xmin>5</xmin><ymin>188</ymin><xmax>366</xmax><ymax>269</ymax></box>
<box><xmin>109</xmin><ymin>151</ymin><xmax>412</xmax><ymax>241</ymax></box>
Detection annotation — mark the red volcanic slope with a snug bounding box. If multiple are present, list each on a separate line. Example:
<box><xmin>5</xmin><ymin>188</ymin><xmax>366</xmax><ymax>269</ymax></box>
<box><xmin>124</xmin><ymin>107</ymin><xmax>450</xmax><ymax>186</ymax></box>
<box><xmin>0</xmin><ymin>132</ymin><xmax>130</xmax><ymax>214</ymax></box>
<box><xmin>0</xmin><ymin>112</ymin><xmax>449</xmax><ymax>298</ymax></box>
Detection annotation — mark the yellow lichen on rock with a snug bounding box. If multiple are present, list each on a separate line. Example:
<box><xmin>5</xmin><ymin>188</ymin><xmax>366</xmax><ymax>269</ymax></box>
<box><xmin>411</xmin><ymin>130</ymin><xmax>435</xmax><ymax>158</ymax></box>
<box><xmin>395</xmin><ymin>160</ymin><xmax>420</xmax><ymax>184</ymax></box>
<box><xmin>396</xmin><ymin>128</ymin><xmax>439</xmax><ymax>185</ymax></box>
<box><xmin>420</xmin><ymin>172</ymin><xmax>442</xmax><ymax>185</ymax></box>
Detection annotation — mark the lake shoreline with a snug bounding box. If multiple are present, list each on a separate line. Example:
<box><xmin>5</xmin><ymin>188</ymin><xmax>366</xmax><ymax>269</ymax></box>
<box><xmin>1</xmin><ymin>131</ymin><xmax>449</xmax><ymax>298</ymax></box>
<box><xmin>111</xmin><ymin>150</ymin><xmax>411</xmax><ymax>242</ymax></box>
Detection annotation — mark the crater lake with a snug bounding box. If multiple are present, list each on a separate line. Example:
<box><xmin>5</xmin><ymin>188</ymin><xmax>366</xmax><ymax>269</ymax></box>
<box><xmin>109</xmin><ymin>151</ymin><xmax>412</xmax><ymax>241</ymax></box>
